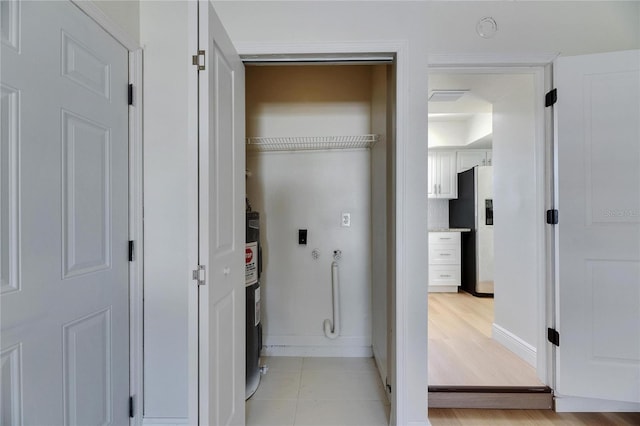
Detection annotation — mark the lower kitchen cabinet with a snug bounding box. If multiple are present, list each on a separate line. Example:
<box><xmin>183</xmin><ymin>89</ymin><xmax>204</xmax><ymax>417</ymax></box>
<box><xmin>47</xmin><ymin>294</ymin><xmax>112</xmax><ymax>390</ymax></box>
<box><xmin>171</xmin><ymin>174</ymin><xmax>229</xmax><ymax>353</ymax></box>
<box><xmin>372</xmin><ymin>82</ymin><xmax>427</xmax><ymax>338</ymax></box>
<box><xmin>428</xmin><ymin>231</ymin><xmax>461</xmax><ymax>293</ymax></box>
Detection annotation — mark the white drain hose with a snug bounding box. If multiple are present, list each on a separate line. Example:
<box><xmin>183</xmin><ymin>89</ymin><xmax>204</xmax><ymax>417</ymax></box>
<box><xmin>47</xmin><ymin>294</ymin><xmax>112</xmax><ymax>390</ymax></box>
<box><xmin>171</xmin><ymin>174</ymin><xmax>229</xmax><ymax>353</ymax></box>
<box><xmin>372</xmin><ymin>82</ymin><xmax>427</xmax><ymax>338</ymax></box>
<box><xmin>323</xmin><ymin>261</ymin><xmax>341</xmax><ymax>339</ymax></box>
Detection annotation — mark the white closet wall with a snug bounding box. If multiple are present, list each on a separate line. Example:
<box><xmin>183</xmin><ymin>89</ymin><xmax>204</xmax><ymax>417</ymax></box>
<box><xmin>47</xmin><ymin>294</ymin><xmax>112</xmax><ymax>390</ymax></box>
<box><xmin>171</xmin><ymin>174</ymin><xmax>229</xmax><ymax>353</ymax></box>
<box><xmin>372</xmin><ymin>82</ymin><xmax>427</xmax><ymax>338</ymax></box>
<box><xmin>246</xmin><ymin>66</ymin><xmax>375</xmax><ymax>356</ymax></box>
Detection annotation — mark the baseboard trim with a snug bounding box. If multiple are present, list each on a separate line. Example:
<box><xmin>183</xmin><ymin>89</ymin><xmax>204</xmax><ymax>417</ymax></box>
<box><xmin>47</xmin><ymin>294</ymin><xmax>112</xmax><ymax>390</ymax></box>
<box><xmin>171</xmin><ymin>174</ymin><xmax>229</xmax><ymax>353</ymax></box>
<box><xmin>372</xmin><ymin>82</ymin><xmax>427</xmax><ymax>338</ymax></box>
<box><xmin>554</xmin><ymin>395</ymin><xmax>640</xmax><ymax>412</ymax></box>
<box><xmin>142</xmin><ymin>417</ymin><xmax>188</xmax><ymax>425</ymax></box>
<box><xmin>492</xmin><ymin>323</ymin><xmax>536</xmax><ymax>367</ymax></box>
<box><xmin>262</xmin><ymin>345</ymin><xmax>373</xmax><ymax>357</ymax></box>
<box><xmin>428</xmin><ymin>387</ymin><xmax>553</xmax><ymax>409</ymax></box>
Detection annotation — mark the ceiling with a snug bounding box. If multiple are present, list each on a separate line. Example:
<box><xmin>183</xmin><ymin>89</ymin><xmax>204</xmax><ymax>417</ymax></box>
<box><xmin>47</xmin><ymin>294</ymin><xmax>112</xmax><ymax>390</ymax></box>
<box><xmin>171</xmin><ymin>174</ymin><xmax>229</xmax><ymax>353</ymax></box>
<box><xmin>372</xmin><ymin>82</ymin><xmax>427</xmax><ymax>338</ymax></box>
<box><xmin>427</xmin><ymin>72</ymin><xmax>533</xmax><ymax>148</ymax></box>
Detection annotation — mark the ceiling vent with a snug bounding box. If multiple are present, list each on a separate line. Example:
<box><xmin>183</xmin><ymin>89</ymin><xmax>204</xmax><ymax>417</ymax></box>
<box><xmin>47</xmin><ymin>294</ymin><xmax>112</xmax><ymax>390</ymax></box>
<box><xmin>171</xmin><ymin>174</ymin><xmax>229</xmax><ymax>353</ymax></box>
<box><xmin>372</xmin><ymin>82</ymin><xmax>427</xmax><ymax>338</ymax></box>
<box><xmin>428</xmin><ymin>90</ymin><xmax>469</xmax><ymax>102</ymax></box>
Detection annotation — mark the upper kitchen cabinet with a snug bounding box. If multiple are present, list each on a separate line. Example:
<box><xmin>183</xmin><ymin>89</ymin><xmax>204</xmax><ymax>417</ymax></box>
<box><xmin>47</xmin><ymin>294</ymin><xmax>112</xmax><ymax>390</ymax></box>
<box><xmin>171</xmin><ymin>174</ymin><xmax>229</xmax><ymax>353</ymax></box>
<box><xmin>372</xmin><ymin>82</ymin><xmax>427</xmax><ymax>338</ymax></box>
<box><xmin>456</xmin><ymin>149</ymin><xmax>492</xmax><ymax>173</ymax></box>
<box><xmin>428</xmin><ymin>150</ymin><xmax>457</xmax><ymax>199</ymax></box>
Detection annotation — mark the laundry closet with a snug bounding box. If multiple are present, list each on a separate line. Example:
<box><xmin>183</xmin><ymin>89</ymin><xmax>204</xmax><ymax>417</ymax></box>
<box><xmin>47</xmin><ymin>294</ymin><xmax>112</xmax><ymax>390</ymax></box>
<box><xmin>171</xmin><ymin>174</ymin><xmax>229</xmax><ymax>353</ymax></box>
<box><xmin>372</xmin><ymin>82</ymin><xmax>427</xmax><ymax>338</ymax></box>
<box><xmin>244</xmin><ymin>61</ymin><xmax>395</xmax><ymax>394</ymax></box>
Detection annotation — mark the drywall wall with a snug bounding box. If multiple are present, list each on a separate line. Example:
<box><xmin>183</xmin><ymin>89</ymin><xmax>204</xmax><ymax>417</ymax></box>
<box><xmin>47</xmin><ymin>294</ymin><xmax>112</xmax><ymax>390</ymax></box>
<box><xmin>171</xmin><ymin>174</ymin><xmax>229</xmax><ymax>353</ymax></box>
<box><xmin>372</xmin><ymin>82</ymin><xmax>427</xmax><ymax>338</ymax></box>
<box><xmin>370</xmin><ymin>65</ymin><xmax>389</xmax><ymax>383</ymax></box>
<box><xmin>246</xmin><ymin>65</ymin><xmax>373</xmax><ymax>356</ymax></box>
<box><xmin>92</xmin><ymin>0</ymin><xmax>140</xmax><ymax>43</ymax></box>
<box><xmin>247</xmin><ymin>150</ymin><xmax>372</xmax><ymax>355</ymax></box>
<box><xmin>427</xmin><ymin>1</ymin><xmax>640</xmax><ymax>56</ymax></box>
<box><xmin>246</xmin><ymin>65</ymin><xmax>372</xmax><ymax>136</ymax></box>
<box><xmin>492</xmin><ymin>73</ymin><xmax>539</xmax><ymax>359</ymax></box>
<box><xmin>214</xmin><ymin>3</ymin><xmax>431</xmax><ymax>423</ymax></box>
<box><xmin>140</xmin><ymin>1</ymin><xmax>189</xmax><ymax>422</ymax></box>
<box><xmin>428</xmin><ymin>115</ymin><xmax>491</xmax><ymax>148</ymax></box>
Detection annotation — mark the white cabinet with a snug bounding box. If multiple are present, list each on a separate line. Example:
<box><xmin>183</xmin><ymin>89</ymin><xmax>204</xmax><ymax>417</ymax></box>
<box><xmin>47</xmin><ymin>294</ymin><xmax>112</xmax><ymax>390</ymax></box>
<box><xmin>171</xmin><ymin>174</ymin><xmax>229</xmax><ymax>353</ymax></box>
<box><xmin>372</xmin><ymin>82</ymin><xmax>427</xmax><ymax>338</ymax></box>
<box><xmin>428</xmin><ymin>150</ymin><xmax>457</xmax><ymax>199</ymax></box>
<box><xmin>428</xmin><ymin>232</ymin><xmax>461</xmax><ymax>292</ymax></box>
<box><xmin>456</xmin><ymin>149</ymin><xmax>492</xmax><ymax>173</ymax></box>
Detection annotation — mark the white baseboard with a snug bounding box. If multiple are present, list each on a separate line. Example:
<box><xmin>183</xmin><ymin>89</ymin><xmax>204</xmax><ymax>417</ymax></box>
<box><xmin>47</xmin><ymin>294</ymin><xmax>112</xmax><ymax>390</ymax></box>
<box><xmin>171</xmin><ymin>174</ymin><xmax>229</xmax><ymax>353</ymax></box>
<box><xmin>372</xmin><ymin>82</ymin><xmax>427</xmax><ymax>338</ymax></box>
<box><xmin>262</xmin><ymin>344</ymin><xmax>373</xmax><ymax>357</ymax></box>
<box><xmin>554</xmin><ymin>395</ymin><xmax>640</xmax><ymax>412</ymax></box>
<box><xmin>262</xmin><ymin>335</ymin><xmax>372</xmax><ymax>357</ymax></box>
<box><xmin>142</xmin><ymin>418</ymin><xmax>188</xmax><ymax>426</ymax></box>
<box><xmin>428</xmin><ymin>285</ymin><xmax>458</xmax><ymax>293</ymax></box>
<box><xmin>492</xmin><ymin>323</ymin><xmax>536</xmax><ymax>367</ymax></box>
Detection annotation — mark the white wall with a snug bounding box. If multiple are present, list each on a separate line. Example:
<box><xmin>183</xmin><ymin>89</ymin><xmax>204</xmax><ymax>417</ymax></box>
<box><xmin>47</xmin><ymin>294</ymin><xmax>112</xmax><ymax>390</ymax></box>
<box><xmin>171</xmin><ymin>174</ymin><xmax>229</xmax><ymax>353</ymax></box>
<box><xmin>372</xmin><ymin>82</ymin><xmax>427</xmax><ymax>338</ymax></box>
<box><xmin>492</xmin><ymin>73</ymin><xmax>539</xmax><ymax>358</ymax></box>
<box><xmin>247</xmin><ymin>151</ymin><xmax>372</xmax><ymax>355</ymax></box>
<box><xmin>426</xmin><ymin>1</ymin><xmax>639</xmax><ymax>56</ymax></box>
<box><xmin>140</xmin><ymin>1</ymin><xmax>189</xmax><ymax>422</ymax></box>
<box><xmin>91</xmin><ymin>0</ymin><xmax>140</xmax><ymax>43</ymax></box>
<box><xmin>428</xmin><ymin>115</ymin><xmax>492</xmax><ymax>148</ymax></box>
<box><xmin>246</xmin><ymin>66</ymin><xmax>373</xmax><ymax>356</ymax></box>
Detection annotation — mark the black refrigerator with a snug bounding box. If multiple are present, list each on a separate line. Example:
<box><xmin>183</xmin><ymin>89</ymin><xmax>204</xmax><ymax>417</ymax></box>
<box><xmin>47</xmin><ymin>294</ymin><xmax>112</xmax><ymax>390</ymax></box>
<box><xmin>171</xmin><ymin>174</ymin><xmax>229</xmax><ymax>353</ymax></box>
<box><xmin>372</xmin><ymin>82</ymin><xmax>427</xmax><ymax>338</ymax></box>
<box><xmin>245</xmin><ymin>211</ymin><xmax>262</xmax><ymax>399</ymax></box>
<box><xmin>449</xmin><ymin>166</ymin><xmax>494</xmax><ymax>296</ymax></box>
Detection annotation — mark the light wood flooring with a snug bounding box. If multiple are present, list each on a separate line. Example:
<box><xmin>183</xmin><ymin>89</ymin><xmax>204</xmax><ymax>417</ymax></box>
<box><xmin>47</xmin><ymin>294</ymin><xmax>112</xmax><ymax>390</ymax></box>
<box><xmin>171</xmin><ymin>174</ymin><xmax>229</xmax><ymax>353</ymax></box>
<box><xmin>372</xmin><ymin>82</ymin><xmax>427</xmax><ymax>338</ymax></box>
<box><xmin>428</xmin><ymin>408</ymin><xmax>640</xmax><ymax>425</ymax></box>
<box><xmin>428</xmin><ymin>291</ymin><xmax>544</xmax><ymax>387</ymax></box>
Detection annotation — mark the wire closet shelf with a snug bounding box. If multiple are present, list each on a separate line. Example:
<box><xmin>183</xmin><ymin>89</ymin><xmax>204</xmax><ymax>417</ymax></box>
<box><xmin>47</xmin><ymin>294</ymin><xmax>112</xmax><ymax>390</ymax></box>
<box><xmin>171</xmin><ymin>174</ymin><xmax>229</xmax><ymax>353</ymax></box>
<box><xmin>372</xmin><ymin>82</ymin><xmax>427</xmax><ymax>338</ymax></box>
<box><xmin>246</xmin><ymin>135</ymin><xmax>379</xmax><ymax>152</ymax></box>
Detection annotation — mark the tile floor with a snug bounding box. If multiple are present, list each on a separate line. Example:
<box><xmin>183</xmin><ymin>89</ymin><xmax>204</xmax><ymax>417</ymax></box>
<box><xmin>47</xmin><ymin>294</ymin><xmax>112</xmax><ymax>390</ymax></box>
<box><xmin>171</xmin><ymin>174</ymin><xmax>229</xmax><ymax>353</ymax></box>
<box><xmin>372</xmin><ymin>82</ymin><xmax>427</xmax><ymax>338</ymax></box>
<box><xmin>246</xmin><ymin>356</ymin><xmax>390</xmax><ymax>426</ymax></box>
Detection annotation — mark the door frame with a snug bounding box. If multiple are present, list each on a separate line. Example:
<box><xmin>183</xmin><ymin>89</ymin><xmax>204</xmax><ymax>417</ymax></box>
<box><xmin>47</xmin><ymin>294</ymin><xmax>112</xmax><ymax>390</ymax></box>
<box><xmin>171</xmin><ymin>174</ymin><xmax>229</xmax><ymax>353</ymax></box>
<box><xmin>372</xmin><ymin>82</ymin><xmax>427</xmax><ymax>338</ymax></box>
<box><xmin>427</xmin><ymin>53</ymin><xmax>558</xmax><ymax>392</ymax></box>
<box><xmin>185</xmin><ymin>19</ymin><xmax>422</xmax><ymax>423</ymax></box>
<box><xmin>69</xmin><ymin>1</ymin><xmax>144</xmax><ymax>423</ymax></box>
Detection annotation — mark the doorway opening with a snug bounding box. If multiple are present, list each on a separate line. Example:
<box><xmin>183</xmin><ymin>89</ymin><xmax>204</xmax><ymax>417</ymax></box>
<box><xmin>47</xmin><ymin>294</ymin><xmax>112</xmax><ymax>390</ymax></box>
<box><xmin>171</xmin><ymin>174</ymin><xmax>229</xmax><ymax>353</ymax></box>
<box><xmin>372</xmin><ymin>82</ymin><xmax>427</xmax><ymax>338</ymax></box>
<box><xmin>242</xmin><ymin>59</ymin><xmax>396</xmax><ymax>425</ymax></box>
<box><xmin>426</xmin><ymin>68</ymin><xmax>551</xmax><ymax>408</ymax></box>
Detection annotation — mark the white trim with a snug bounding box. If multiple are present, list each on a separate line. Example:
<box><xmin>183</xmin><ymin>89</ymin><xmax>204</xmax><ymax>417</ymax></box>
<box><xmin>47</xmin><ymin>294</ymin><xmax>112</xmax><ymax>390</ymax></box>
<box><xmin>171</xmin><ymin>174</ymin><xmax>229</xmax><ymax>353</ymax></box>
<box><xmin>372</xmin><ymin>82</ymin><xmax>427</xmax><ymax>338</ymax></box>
<box><xmin>70</xmin><ymin>1</ymin><xmax>140</xmax><ymax>50</ymax></box>
<box><xmin>141</xmin><ymin>418</ymin><xmax>189</xmax><ymax>426</ymax></box>
<box><xmin>554</xmin><ymin>396</ymin><xmax>640</xmax><ymax>412</ymax></box>
<box><xmin>262</xmin><ymin>345</ymin><xmax>373</xmax><ymax>358</ymax></box>
<box><xmin>186</xmin><ymin>2</ymin><xmax>199</xmax><ymax>426</ymax></box>
<box><xmin>492</xmin><ymin>323</ymin><xmax>537</xmax><ymax>367</ymax></box>
<box><xmin>227</xmin><ymin>39</ymin><xmax>413</xmax><ymax>426</ymax></box>
<box><xmin>427</xmin><ymin>63</ymin><xmax>550</xmax><ymax>390</ymax></box>
<box><xmin>128</xmin><ymin>48</ymin><xmax>144</xmax><ymax>426</ymax></box>
<box><xmin>428</xmin><ymin>53</ymin><xmax>559</xmax><ymax>67</ymax></box>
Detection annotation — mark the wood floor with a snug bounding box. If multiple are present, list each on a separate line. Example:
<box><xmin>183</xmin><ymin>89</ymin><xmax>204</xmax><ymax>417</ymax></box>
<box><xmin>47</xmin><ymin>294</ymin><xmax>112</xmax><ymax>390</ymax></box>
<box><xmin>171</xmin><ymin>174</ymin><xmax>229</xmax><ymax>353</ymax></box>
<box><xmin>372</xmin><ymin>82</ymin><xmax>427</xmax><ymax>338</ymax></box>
<box><xmin>428</xmin><ymin>291</ymin><xmax>543</xmax><ymax>387</ymax></box>
<box><xmin>428</xmin><ymin>409</ymin><xmax>640</xmax><ymax>425</ymax></box>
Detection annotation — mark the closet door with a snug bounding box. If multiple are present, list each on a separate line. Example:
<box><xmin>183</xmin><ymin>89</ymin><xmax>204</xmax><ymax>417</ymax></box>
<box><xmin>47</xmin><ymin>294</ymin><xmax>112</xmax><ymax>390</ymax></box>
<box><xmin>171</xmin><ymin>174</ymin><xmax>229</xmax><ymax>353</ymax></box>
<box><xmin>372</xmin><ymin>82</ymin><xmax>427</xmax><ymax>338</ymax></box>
<box><xmin>196</xmin><ymin>0</ymin><xmax>247</xmax><ymax>424</ymax></box>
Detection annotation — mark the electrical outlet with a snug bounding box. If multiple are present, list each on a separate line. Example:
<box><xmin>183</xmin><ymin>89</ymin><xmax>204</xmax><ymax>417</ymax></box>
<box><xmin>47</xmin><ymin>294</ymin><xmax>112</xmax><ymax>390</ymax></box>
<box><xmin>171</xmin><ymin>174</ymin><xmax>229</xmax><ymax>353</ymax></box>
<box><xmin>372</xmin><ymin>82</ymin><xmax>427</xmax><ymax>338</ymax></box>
<box><xmin>341</xmin><ymin>213</ymin><xmax>351</xmax><ymax>227</ymax></box>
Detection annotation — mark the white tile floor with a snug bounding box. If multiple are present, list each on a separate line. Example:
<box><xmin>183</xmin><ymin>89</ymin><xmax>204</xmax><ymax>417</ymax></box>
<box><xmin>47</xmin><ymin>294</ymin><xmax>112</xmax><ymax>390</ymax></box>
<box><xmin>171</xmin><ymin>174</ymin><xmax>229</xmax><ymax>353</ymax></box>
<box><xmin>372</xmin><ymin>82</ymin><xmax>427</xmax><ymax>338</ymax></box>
<box><xmin>246</xmin><ymin>357</ymin><xmax>390</xmax><ymax>426</ymax></box>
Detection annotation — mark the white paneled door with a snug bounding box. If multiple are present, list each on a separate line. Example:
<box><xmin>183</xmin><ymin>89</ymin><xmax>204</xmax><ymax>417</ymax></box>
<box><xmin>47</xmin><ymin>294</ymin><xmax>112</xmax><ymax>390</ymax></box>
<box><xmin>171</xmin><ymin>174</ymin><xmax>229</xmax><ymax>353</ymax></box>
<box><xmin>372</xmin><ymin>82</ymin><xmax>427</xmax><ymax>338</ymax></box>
<box><xmin>555</xmin><ymin>50</ymin><xmax>640</xmax><ymax>403</ymax></box>
<box><xmin>197</xmin><ymin>0</ymin><xmax>246</xmax><ymax>424</ymax></box>
<box><xmin>1</xmin><ymin>1</ymin><xmax>130</xmax><ymax>424</ymax></box>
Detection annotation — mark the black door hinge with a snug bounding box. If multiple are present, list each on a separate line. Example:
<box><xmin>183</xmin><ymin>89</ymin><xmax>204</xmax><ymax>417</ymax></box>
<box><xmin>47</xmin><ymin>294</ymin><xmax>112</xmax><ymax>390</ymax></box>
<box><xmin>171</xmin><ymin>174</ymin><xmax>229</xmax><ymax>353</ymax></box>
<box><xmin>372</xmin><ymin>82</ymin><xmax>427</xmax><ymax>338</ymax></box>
<box><xmin>547</xmin><ymin>328</ymin><xmax>560</xmax><ymax>346</ymax></box>
<box><xmin>546</xmin><ymin>209</ymin><xmax>559</xmax><ymax>225</ymax></box>
<box><xmin>545</xmin><ymin>88</ymin><xmax>557</xmax><ymax>107</ymax></box>
<box><xmin>128</xmin><ymin>240</ymin><xmax>134</xmax><ymax>262</ymax></box>
<box><xmin>129</xmin><ymin>396</ymin><xmax>134</xmax><ymax>418</ymax></box>
<box><xmin>128</xmin><ymin>84</ymin><xmax>134</xmax><ymax>106</ymax></box>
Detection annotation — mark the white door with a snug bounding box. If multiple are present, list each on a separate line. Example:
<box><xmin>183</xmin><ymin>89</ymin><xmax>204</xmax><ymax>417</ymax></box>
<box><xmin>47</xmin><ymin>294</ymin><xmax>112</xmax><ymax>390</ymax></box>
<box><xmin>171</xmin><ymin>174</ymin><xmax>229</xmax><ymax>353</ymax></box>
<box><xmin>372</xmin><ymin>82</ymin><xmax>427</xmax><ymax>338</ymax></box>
<box><xmin>196</xmin><ymin>0</ymin><xmax>246</xmax><ymax>424</ymax></box>
<box><xmin>555</xmin><ymin>50</ymin><xmax>640</xmax><ymax>403</ymax></box>
<box><xmin>1</xmin><ymin>1</ymin><xmax>130</xmax><ymax>424</ymax></box>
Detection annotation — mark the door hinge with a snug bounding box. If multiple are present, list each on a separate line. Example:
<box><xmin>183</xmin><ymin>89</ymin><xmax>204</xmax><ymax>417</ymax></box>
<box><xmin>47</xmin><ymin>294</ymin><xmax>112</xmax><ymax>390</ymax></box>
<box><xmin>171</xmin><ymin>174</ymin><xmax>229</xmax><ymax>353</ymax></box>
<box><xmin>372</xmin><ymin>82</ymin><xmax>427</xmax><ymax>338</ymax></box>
<box><xmin>128</xmin><ymin>240</ymin><xmax>134</xmax><ymax>262</ymax></box>
<box><xmin>129</xmin><ymin>396</ymin><xmax>134</xmax><ymax>418</ymax></box>
<box><xmin>547</xmin><ymin>328</ymin><xmax>560</xmax><ymax>346</ymax></box>
<box><xmin>546</xmin><ymin>209</ymin><xmax>559</xmax><ymax>225</ymax></box>
<box><xmin>192</xmin><ymin>50</ymin><xmax>205</xmax><ymax>71</ymax></box>
<box><xmin>385</xmin><ymin>377</ymin><xmax>392</xmax><ymax>394</ymax></box>
<box><xmin>192</xmin><ymin>265</ymin><xmax>206</xmax><ymax>285</ymax></box>
<box><xmin>128</xmin><ymin>83</ymin><xmax>134</xmax><ymax>106</ymax></box>
<box><xmin>545</xmin><ymin>88</ymin><xmax>557</xmax><ymax>107</ymax></box>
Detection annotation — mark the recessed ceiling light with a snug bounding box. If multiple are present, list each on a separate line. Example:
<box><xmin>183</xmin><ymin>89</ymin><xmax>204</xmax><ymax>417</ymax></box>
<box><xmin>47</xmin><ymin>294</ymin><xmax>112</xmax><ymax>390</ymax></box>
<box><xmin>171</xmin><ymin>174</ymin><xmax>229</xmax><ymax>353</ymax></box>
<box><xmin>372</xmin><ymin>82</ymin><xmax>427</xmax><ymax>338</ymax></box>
<box><xmin>428</xmin><ymin>90</ymin><xmax>469</xmax><ymax>102</ymax></box>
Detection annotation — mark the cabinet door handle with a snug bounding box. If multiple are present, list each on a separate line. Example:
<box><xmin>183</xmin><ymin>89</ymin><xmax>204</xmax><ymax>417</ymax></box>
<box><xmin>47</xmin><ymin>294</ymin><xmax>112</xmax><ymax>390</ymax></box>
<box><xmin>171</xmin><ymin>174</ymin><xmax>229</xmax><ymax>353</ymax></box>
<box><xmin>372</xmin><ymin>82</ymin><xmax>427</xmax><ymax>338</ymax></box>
<box><xmin>438</xmin><ymin>184</ymin><xmax>441</xmax><ymax>194</ymax></box>
<box><xmin>440</xmin><ymin>274</ymin><xmax>451</xmax><ymax>278</ymax></box>
<box><xmin>440</xmin><ymin>253</ymin><xmax>451</xmax><ymax>256</ymax></box>
<box><xmin>439</xmin><ymin>237</ymin><xmax>452</xmax><ymax>240</ymax></box>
